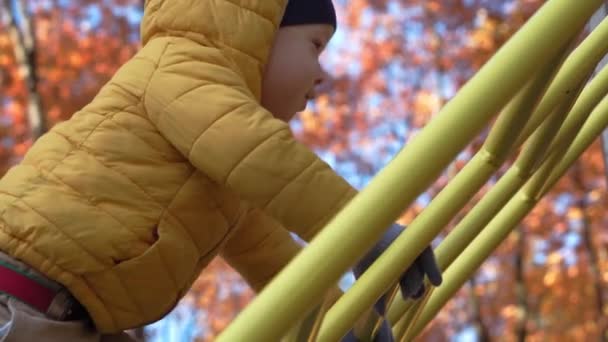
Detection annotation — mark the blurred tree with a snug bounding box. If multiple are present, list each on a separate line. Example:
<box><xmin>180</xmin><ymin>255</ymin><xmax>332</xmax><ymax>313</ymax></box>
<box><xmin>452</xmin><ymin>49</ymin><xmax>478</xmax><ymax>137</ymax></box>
<box><xmin>0</xmin><ymin>1</ymin><xmax>606</xmax><ymax>341</ymax></box>
<box><xmin>3</xmin><ymin>0</ymin><xmax>45</xmax><ymax>138</ymax></box>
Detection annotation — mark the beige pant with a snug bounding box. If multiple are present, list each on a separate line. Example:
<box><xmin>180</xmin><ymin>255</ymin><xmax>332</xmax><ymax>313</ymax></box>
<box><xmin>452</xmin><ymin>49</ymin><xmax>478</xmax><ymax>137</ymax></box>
<box><xmin>0</xmin><ymin>252</ymin><xmax>136</xmax><ymax>342</ymax></box>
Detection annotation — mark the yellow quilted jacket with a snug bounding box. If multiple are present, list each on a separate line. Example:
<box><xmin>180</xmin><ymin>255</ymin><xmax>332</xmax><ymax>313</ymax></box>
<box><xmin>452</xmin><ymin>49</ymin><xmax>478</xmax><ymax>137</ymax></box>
<box><xmin>0</xmin><ymin>0</ymin><xmax>356</xmax><ymax>333</ymax></box>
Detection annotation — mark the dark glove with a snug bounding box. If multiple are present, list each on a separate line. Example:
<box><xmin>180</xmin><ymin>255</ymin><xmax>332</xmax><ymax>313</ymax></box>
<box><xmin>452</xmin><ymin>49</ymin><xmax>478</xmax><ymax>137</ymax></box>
<box><xmin>353</xmin><ymin>223</ymin><xmax>443</xmax><ymax>315</ymax></box>
<box><xmin>340</xmin><ymin>224</ymin><xmax>442</xmax><ymax>342</ymax></box>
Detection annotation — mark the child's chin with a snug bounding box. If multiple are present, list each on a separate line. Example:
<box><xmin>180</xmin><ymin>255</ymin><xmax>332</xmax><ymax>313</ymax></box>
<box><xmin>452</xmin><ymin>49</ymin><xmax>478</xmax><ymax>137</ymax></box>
<box><xmin>273</xmin><ymin>111</ymin><xmax>296</xmax><ymax>122</ymax></box>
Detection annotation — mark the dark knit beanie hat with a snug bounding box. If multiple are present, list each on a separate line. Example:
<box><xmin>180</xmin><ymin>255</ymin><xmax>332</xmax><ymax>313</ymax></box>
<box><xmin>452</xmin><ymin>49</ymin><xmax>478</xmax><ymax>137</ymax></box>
<box><xmin>280</xmin><ymin>0</ymin><xmax>337</xmax><ymax>29</ymax></box>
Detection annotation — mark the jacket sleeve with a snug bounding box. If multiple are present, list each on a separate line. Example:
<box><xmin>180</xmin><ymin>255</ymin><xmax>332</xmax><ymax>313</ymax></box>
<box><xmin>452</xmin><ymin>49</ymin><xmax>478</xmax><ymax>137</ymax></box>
<box><xmin>221</xmin><ymin>208</ymin><xmax>381</xmax><ymax>332</ymax></box>
<box><xmin>144</xmin><ymin>38</ymin><xmax>357</xmax><ymax>241</ymax></box>
<box><xmin>220</xmin><ymin>208</ymin><xmax>303</xmax><ymax>292</ymax></box>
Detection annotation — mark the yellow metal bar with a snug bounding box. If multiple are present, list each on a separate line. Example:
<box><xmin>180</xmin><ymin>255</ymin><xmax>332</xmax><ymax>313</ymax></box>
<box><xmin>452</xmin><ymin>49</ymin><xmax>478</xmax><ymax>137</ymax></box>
<box><xmin>216</xmin><ymin>2</ymin><xmax>603</xmax><ymax>341</ymax></box>
<box><xmin>387</xmin><ymin>165</ymin><xmax>524</xmax><ymax>324</ymax></box>
<box><xmin>381</xmin><ymin>44</ymin><xmax>571</xmax><ymax>322</ymax></box>
<box><xmin>540</xmin><ymin>94</ymin><xmax>608</xmax><ymax>197</ymax></box>
<box><xmin>387</xmin><ymin>42</ymin><xmax>608</xmax><ymax>325</ymax></box>
<box><xmin>319</xmin><ymin>16</ymin><xmax>586</xmax><ymax>342</ymax></box>
<box><xmin>392</xmin><ymin>305</ymin><xmax>416</xmax><ymax>341</ymax></box>
<box><xmin>522</xmin><ymin>83</ymin><xmax>589</xmax><ymax>196</ymax></box>
<box><xmin>364</xmin><ymin>286</ymin><xmax>401</xmax><ymax>341</ymax></box>
<box><xmin>386</xmin><ymin>84</ymin><xmax>582</xmax><ymax>324</ymax></box>
<box><xmin>399</xmin><ymin>287</ymin><xmax>435</xmax><ymax>342</ymax></box>
<box><xmin>515</xmin><ymin>14</ymin><xmax>608</xmax><ymax>146</ymax></box>
<box><xmin>518</xmin><ymin>79</ymin><xmax>586</xmax><ymax>174</ymax></box>
<box><xmin>402</xmin><ymin>90</ymin><xmax>608</xmax><ymax>340</ymax></box>
<box><xmin>283</xmin><ymin>301</ymin><xmax>329</xmax><ymax>342</ymax></box>
<box><xmin>402</xmin><ymin>189</ymin><xmax>536</xmax><ymax>340</ymax></box>
<box><xmin>392</xmin><ymin>76</ymin><xmax>588</xmax><ymax>330</ymax></box>
<box><xmin>483</xmin><ymin>68</ymin><xmax>557</xmax><ymax>159</ymax></box>
<box><xmin>386</xmin><ymin>28</ymin><xmax>608</xmax><ymax>325</ymax></box>
<box><xmin>544</xmin><ymin>63</ymin><xmax>608</xmax><ymax>161</ymax></box>
<box><xmin>376</xmin><ymin>10</ymin><xmax>608</xmax><ymax>336</ymax></box>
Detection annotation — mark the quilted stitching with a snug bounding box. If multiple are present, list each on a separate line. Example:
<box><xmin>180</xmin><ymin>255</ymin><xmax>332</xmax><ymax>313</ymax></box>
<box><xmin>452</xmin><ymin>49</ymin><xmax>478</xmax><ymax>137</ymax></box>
<box><xmin>0</xmin><ymin>0</ymin><xmax>358</xmax><ymax>333</ymax></box>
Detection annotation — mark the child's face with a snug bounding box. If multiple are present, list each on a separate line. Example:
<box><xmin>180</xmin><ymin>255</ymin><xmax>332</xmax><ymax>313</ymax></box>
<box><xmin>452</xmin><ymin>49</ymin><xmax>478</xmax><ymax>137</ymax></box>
<box><xmin>261</xmin><ymin>24</ymin><xmax>334</xmax><ymax>122</ymax></box>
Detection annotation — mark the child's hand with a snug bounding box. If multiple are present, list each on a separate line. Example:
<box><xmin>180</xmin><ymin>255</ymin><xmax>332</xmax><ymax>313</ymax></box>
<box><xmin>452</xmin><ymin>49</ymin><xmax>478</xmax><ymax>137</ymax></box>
<box><xmin>353</xmin><ymin>223</ymin><xmax>443</xmax><ymax>315</ymax></box>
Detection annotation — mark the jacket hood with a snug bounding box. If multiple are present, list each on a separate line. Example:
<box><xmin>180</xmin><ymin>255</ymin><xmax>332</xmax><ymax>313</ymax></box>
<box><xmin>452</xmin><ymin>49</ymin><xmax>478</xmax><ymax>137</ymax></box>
<box><xmin>140</xmin><ymin>0</ymin><xmax>287</xmax><ymax>98</ymax></box>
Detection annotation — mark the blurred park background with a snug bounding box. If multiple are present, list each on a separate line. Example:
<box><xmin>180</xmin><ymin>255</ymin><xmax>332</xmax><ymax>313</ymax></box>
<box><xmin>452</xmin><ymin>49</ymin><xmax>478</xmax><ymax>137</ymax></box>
<box><xmin>0</xmin><ymin>1</ymin><xmax>607</xmax><ymax>341</ymax></box>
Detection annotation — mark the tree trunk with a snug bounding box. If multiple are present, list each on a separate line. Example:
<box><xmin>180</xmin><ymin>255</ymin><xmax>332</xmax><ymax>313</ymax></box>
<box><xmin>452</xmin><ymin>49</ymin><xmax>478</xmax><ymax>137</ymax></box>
<box><xmin>4</xmin><ymin>0</ymin><xmax>47</xmax><ymax>140</ymax></box>
<box><xmin>514</xmin><ymin>228</ymin><xmax>529</xmax><ymax>342</ymax></box>
<box><xmin>573</xmin><ymin>163</ymin><xmax>607</xmax><ymax>341</ymax></box>
<box><xmin>468</xmin><ymin>276</ymin><xmax>490</xmax><ymax>342</ymax></box>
